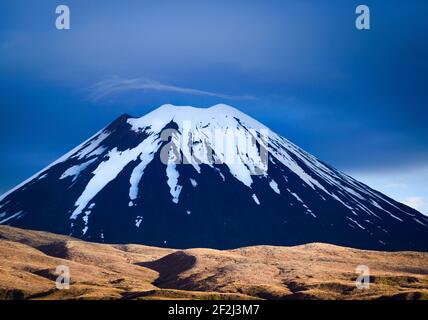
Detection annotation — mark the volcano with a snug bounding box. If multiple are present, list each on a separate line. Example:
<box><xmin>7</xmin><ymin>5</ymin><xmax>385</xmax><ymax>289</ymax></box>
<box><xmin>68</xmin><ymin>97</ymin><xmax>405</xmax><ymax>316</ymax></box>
<box><xmin>0</xmin><ymin>104</ymin><xmax>427</xmax><ymax>251</ymax></box>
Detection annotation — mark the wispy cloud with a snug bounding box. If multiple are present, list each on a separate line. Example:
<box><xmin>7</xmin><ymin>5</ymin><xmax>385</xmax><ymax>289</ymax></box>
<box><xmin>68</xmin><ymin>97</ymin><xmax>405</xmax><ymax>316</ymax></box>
<box><xmin>403</xmin><ymin>196</ymin><xmax>424</xmax><ymax>211</ymax></box>
<box><xmin>89</xmin><ymin>77</ymin><xmax>254</xmax><ymax>102</ymax></box>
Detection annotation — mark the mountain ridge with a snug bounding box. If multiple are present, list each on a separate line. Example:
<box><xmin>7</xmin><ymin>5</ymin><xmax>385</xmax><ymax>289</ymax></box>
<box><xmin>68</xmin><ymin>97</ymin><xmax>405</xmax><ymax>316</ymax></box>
<box><xmin>1</xmin><ymin>225</ymin><xmax>428</xmax><ymax>300</ymax></box>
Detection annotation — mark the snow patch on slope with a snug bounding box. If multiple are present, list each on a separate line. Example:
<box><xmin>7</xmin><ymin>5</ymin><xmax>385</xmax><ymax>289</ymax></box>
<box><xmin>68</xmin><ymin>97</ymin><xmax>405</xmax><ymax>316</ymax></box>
<box><xmin>0</xmin><ymin>211</ymin><xmax>25</xmax><ymax>224</ymax></box>
<box><xmin>269</xmin><ymin>179</ymin><xmax>280</xmax><ymax>194</ymax></box>
<box><xmin>60</xmin><ymin>158</ymin><xmax>97</xmax><ymax>182</ymax></box>
<box><xmin>166</xmin><ymin>147</ymin><xmax>183</xmax><ymax>204</ymax></box>
<box><xmin>70</xmin><ymin>144</ymin><xmax>147</xmax><ymax>220</ymax></box>
<box><xmin>73</xmin><ymin>132</ymin><xmax>110</xmax><ymax>160</ymax></box>
<box><xmin>252</xmin><ymin>194</ymin><xmax>260</xmax><ymax>205</ymax></box>
<box><xmin>129</xmin><ymin>134</ymin><xmax>161</xmax><ymax>201</ymax></box>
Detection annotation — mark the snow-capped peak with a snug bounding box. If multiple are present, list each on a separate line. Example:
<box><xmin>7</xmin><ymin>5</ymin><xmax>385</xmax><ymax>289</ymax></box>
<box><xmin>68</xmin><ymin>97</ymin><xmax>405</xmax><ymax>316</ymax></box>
<box><xmin>127</xmin><ymin>104</ymin><xmax>268</xmax><ymax>133</ymax></box>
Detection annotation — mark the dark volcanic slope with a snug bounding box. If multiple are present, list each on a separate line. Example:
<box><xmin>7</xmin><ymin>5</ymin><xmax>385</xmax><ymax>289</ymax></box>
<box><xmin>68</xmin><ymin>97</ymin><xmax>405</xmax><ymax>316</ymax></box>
<box><xmin>0</xmin><ymin>104</ymin><xmax>427</xmax><ymax>251</ymax></box>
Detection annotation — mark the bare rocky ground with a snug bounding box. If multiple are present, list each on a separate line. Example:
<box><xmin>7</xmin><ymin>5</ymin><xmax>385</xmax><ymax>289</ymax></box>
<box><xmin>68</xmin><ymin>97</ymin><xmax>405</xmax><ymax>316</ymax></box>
<box><xmin>0</xmin><ymin>225</ymin><xmax>427</xmax><ymax>300</ymax></box>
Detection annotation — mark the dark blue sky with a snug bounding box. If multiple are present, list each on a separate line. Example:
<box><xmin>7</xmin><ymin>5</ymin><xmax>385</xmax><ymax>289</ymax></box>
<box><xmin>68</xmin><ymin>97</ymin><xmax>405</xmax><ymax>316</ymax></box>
<box><xmin>0</xmin><ymin>1</ymin><xmax>427</xmax><ymax>212</ymax></box>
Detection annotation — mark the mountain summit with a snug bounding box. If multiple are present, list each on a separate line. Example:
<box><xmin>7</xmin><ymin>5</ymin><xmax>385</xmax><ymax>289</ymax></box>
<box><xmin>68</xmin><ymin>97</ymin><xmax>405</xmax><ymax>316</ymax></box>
<box><xmin>1</xmin><ymin>104</ymin><xmax>427</xmax><ymax>251</ymax></box>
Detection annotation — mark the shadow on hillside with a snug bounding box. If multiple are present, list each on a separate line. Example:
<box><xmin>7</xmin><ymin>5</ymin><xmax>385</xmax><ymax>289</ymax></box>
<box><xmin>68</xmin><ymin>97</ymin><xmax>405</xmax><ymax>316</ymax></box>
<box><xmin>137</xmin><ymin>251</ymin><xmax>196</xmax><ymax>290</ymax></box>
